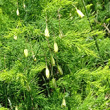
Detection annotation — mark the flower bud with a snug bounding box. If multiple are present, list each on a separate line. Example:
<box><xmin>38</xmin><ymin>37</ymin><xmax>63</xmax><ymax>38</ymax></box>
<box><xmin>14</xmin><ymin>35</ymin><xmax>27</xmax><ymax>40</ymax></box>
<box><xmin>14</xmin><ymin>35</ymin><xmax>17</xmax><ymax>40</ymax></box>
<box><xmin>51</xmin><ymin>55</ymin><xmax>55</xmax><ymax>66</ymax></box>
<box><xmin>45</xmin><ymin>24</ymin><xmax>49</xmax><ymax>38</ymax></box>
<box><xmin>59</xmin><ymin>30</ymin><xmax>63</xmax><ymax>38</ymax></box>
<box><xmin>15</xmin><ymin>106</ymin><xmax>18</xmax><ymax>110</ymax></box>
<box><xmin>54</xmin><ymin>42</ymin><xmax>58</xmax><ymax>53</ymax></box>
<box><xmin>16</xmin><ymin>8</ymin><xmax>19</xmax><ymax>16</ymax></box>
<box><xmin>24</xmin><ymin>49</ymin><xmax>28</xmax><ymax>57</ymax></box>
<box><xmin>34</xmin><ymin>57</ymin><xmax>37</xmax><ymax>61</ymax></box>
<box><xmin>52</xmin><ymin>78</ymin><xmax>57</xmax><ymax>88</ymax></box>
<box><xmin>32</xmin><ymin>55</ymin><xmax>37</xmax><ymax>61</ymax></box>
<box><xmin>46</xmin><ymin>65</ymin><xmax>50</xmax><ymax>79</ymax></box>
<box><xmin>57</xmin><ymin>65</ymin><xmax>63</xmax><ymax>75</ymax></box>
<box><xmin>23</xmin><ymin>3</ymin><xmax>26</xmax><ymax>9</ymax></box>
<box><xmin>61</xmin><ymin>98</ymin><xmax>66</xmax><ymax>108</ymax></box>
<box><xmin>76</xmin><ymin>9</ymin><xmax>84</xmax><ymax>18</ymax></box>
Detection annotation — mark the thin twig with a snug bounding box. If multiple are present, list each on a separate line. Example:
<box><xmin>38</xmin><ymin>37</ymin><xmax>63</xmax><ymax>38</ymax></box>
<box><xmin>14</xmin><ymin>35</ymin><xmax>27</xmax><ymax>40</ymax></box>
<box><xmin>103</xmin><ymin>23</ymin><xmax>110</xmax><ymax>34</ymax></box>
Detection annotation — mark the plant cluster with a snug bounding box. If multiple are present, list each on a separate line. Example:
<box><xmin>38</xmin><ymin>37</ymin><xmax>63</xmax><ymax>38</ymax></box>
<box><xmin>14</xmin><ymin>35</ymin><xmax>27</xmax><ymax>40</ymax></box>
<box><xmin>0</xmin><ymin>0</ymin><xmax>110</xmax><ymax>110</ymax></box>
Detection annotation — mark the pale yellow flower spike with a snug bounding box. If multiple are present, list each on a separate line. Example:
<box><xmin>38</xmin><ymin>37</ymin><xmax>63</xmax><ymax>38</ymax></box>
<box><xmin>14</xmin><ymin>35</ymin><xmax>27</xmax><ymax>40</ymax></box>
<box><xmin>61</xmin><ymin>98</ymin><xmax>66</xmax><ymax>108</ymax></box>
<box><xmin>23</xmin><ymin>3</ymin><xmax>26</xmax><ymax>9</ymax></box>
<box><xmin>45</xmin><ymin>24</ymin><xmax>50</xmax><ymax>38</ymax></box>
<box><xmin>24</xmin><ymin>49</ymin><xmax>28</xmax><ymax>57</ymax></box>
<box><xmin>46</xmin><ymin>65</ymin><xmax>50</xmax><ymax>79</ymax></box>
<box><xmin>14</xmin><ymin>35</ymin><xmax>17</xmax><ymax>40</ymax></box>
<box><xmin>76</xmin><ymin>8</ymin><xmax>84</xmax><ymax>18</ymax></box>
<box><xmin>16</xmin><ymin>8</ymin><xmax>19</xmax><ymax>16</ymax></box>
<box><xmin>32</xmin><ymin>55</ymin><xmax>37</xmax><ymax>62</ymax></box>
<box><xmin>54</xmin><ymin>42</ymin><xmax>58</xmax><ymax>53</ymax></box>
<box><xmin>15</xmin><ymin>106</ymin><xmax>18</xmax><ymax>110</ymax></box>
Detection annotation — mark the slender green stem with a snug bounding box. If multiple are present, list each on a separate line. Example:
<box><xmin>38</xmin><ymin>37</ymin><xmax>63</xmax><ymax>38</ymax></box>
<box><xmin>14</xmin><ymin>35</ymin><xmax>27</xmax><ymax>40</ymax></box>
<box><xmin>81</xmin><ymin>0</ymin><xmax>100</xmax><ymax>53</ymax></box>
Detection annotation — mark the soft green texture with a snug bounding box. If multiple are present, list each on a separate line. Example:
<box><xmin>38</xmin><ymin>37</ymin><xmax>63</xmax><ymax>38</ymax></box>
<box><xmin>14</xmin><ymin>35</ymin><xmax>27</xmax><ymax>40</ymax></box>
<box><xmin>0</xmin><ymin>0</ymin><xmax>110</xmax><ymax>109</ymax></box>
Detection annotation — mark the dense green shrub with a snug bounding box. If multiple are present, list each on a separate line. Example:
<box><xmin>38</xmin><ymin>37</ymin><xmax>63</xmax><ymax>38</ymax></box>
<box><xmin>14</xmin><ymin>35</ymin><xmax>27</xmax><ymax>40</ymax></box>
<box><xmin>0</xmin><ymin>0</ymin><xmax>110</xmax><ymax>109</ymax></box>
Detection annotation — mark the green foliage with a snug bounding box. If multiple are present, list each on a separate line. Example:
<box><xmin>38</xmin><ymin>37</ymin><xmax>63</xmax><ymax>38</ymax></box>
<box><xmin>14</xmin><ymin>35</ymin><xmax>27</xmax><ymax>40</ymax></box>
<box><xmin>0</xmin><ymin>0</ymin><xmax>110</xmax><ymax>109</ymax></box>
